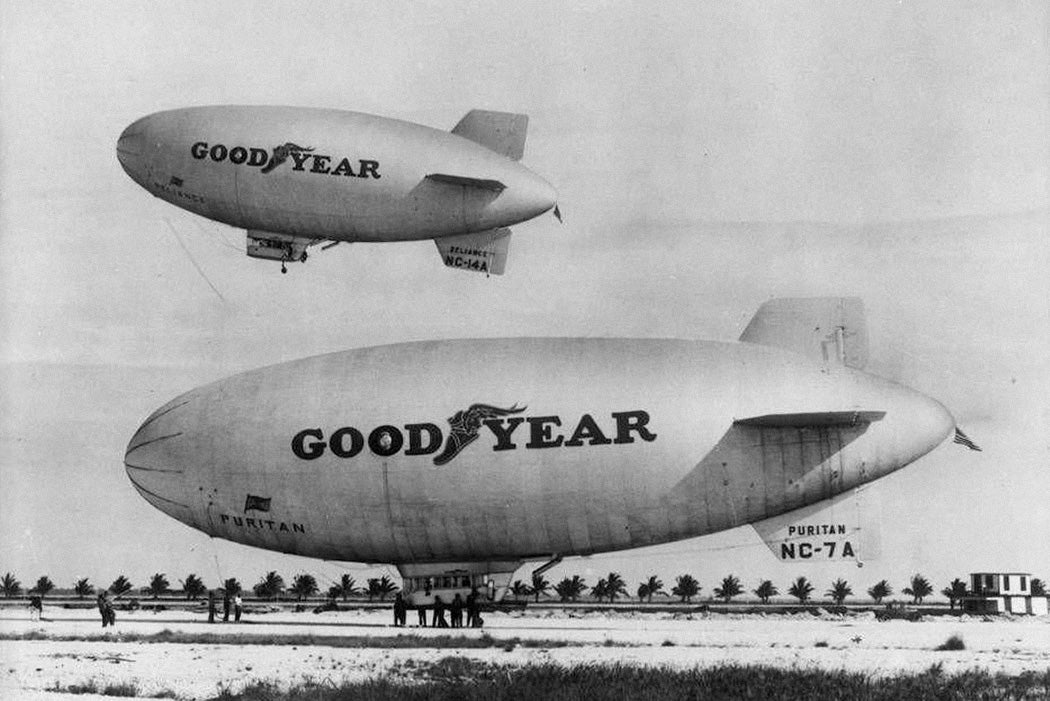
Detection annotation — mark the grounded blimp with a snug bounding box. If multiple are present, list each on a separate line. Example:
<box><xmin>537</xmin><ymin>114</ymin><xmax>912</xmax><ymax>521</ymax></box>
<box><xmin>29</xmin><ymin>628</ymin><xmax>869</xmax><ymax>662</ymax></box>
<box><xmin>126</xmin><ymin>298</ymin><xmax>975</xmax><ymax>606</ymax></box>
<box><xmin>116</xmin><ymin>106</ymin><xmax>558</xmax><ymax>275</ymax></box>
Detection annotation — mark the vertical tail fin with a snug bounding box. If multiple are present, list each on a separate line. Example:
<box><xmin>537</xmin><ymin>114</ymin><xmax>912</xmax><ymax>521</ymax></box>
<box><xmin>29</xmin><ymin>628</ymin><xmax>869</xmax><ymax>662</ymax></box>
<box><xmin>452</xmin><ymin>110</ymin><xmax>529</xmax><ymax>161</ymax></box>
<box><xmin>740</xmin><ymin>297</ymin><xmax>868</xmax><ymax>370</ymax></box>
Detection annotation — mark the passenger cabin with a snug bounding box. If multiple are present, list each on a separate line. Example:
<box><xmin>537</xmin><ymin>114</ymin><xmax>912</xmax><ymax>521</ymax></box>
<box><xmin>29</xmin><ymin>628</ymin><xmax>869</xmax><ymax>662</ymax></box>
<box><xmin>962</xmin><ymin>572</ymin><xmax>1048</xmax><ymax>615</ymax></box>
<box><xmin>401</xmin><ymin>571</ymin><xmax>498</xmax><ymax>608</ymax></box>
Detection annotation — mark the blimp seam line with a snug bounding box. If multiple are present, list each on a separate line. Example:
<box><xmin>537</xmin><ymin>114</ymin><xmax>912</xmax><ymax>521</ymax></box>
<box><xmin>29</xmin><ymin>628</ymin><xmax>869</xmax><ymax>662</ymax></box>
<box><xmin>139</xmin><ymin>400</ymin><xmax>192</xmax><ymax>429</ymax></box>
<box><xmin>126</xmin><ymin>474</ymin><xmax>191</xmax><ymax>509</ymax></box>
<box><xmin>125</xmin><ymin>432</ymin><xmax>184</xmax><ymax>455</ymax></box>
<box><xmin>124</xmin><ymin>462</ymin><xmax>185</xmax><ymax>474</ymax></box>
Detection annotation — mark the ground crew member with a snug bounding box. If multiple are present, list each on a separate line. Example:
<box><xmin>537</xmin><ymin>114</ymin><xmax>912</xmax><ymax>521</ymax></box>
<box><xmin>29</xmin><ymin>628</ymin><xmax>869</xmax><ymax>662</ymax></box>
<box><xmin>432</xmin><ymin>595</ymin><xmax>448</xmax><ymax>628</ymax></box>
<box><xmin>208</xmin><ymin>590</ymin><xmax>217</xmax><ymax>623</ymax></box>
<box><xmin>450</xmin><ymin>593</ymin><xmax>464</xmax><ymax>628</ymax></box>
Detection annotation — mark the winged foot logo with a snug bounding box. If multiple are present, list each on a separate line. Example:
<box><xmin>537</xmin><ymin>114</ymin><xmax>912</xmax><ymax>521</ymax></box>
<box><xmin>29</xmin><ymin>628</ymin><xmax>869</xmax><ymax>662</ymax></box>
<box><xmin>290</xmin><ymin>404</ymin><xmax>657</xmax><ymax>465</ymax></box>
<box><xmin>433</xmin><ymin>403</ymin><xmax>526</xmax><ymax>465</ymax></box>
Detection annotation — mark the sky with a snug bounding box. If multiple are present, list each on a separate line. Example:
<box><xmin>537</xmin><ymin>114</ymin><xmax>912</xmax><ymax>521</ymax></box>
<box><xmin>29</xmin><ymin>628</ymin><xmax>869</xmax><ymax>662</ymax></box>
<box><xmin>1</xmin><ymin>1</ymin><xmax>1047</xmax><ymax>601</ymax></box>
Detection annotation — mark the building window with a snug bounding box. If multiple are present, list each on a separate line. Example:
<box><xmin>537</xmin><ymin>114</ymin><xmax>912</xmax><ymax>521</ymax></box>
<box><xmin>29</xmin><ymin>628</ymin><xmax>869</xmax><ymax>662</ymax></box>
<box><xmin>985</xmin><ymin>574</ymin><xmax>994</xmax><ymax>590</ymax></box>
<box><xmin>1003</xmin><ymin>575</ymin><xmax>1011</xmax><ymax>591</ymax></box>
<box><xmin>1021</xmin><ymin>576</ymin><xmax>1027</xmax><ymax>592</ymax></box>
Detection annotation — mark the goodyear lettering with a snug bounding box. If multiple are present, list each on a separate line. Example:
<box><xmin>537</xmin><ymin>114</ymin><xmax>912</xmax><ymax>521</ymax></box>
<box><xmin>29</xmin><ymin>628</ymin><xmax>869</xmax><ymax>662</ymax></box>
<box><xmin>190</xmin><ymin>141</ymin><xmax>381</xmax><ymax>179</ymax></box>
<box><xmin>290</xmin><ymin>409</ymin><xmax>656</xmax><ymax>465</ymax></box>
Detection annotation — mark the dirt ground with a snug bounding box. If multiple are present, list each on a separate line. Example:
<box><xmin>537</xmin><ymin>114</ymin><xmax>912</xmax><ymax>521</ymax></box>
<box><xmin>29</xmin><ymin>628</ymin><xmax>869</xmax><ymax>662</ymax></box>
<box><xmin>2</xmin><ymin>606</ymin><xmax>1049</xmax><ymax>700</ymax></box>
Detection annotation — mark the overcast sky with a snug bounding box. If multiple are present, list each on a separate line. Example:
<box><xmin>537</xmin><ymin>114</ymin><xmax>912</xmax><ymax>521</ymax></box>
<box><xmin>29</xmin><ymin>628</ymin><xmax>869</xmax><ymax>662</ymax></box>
<box><xmin>1</xmin><ymin>1</ymin><xmax>1047</xmax><ymax>599</ymax></box>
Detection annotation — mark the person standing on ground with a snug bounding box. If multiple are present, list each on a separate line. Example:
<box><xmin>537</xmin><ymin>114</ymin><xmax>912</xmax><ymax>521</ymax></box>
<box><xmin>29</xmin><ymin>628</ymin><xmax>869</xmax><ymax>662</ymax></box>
<box><xmin>432</xmin><ymin>595</ymin><xmax>448</xmax><ymax>628</ymax></box>
<box><xmin>96</xmin><ymin>592</ymin><xmax>108</xmax><ymax>627</ymax></box>
<box><xmin>450</xmin><ymin>593</ymin><xmax>464</xmax><ymax>628</ymax></box>
<box><xmin>393</xmin><ymin>593</ymin><xmax>407</xmax><ymax>627</ymax></box>
<box><xmin>222</xmin><ymin>590</ymin><xmax>231</xmax><ymax>622</ymax></box>
<box><xmin>233</xmin><ymin>593</ymin><xmax>243</xmax><ymax>622</ymax></box>
<box><xmin>466</xmin><ymin>588</ymin><xmax>478</xmax><ymax>628</ymax></box>
<box><xmin>207</xmin><ymin>590</ymin><xmax>217</xmax><ymax>624</ymax></box>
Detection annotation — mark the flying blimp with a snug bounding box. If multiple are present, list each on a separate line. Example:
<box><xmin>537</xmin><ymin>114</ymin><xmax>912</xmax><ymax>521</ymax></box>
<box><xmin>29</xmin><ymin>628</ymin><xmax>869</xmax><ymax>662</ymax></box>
<box><xmin>125</xmin><ymin>298</ymin><xmax>976</xmax><ymax>606</ymax></box>
<box><xmin>116</xmin><ymin>106</ymin><xmax>558</xmax><ymax>275</ymax></box>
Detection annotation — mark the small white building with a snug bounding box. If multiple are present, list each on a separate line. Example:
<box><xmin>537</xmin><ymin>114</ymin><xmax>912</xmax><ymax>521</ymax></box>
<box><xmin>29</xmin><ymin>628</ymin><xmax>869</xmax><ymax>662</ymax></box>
<box><xmin>962</xmin><ymin>572</ymin><xmax>1047</xmax><ymax>615</ymax></box>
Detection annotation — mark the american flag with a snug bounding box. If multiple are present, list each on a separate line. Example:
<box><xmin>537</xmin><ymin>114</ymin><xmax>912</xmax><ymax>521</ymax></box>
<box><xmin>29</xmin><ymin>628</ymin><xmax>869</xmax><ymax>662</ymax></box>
<box><xmin>953</xmin><ymin>428</ymin><xmax>981</xmax><ymax>451</ymax></box>
<box><xmin>244</xmin><ymin>494</ymin><xmax>272</xmax><ymax>513</ymax></box>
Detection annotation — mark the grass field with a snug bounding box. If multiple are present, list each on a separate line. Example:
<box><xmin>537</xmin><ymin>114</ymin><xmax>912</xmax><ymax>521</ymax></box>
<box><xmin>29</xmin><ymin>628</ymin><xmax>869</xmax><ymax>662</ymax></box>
<box><xmin>204</xmin><ymin>658</ymin><xmax>1050</xmax><ymax>701</ymax></box>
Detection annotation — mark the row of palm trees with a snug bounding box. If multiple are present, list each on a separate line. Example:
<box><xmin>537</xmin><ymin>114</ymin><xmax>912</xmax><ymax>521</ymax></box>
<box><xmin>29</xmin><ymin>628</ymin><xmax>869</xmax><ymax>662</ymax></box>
<box><xmin>510</xmin><ymin>572</ymin><xmax>1048</xmax><ymax>608</ymax></box>
<box><xmin>4</xmin><ymin>570</ymin><xmax>1045</xmax><ymax>607</ymax></box>
<box><xmin>0</xmin><ymin>571</ymin><xmax>400</xmax><ymax>602</ymax></box>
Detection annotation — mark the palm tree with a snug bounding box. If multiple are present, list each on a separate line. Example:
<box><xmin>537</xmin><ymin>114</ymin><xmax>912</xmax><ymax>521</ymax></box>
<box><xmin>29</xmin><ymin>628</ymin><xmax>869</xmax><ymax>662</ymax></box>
<box><xmin>253</xmin><ymin>571</ymin><xmax>285</xmax><ymax>600</ymax></box>
<box><xmin>788</xmin><ymin>576</ymin><xmax>813</xmax><ymax>604</ymax></box>
<box><xmin>827</xmin><ymin>578</ymin><xmax>853</xmax><ymax>605</ymax></box>
<box><xmin>643</xmin><ymin>575</ymin><xmax>663</xmax><ymax>603</ymax></box>
<box><xmin>1</xmin><ymin>573</ymin><xmax>21</xmax><ymax>598</ymax></box>
<box><xmin>223</xmin><ymin>578</ymin><xmax>242</xmax><ymax>596</ymax></box>
<box><xmin>335</xmin><ymin>574</ymin><xmax>360</xmax><ymax>601</ymax></box>
<box><xmin>1032</xmin><ymin>578</ymin><xmax>1046</xmax><ymax>597</ymax></box>
<box><xmin>902</xmin><ymin>574</ymin><xmax>933</xmax><ymax>604</ymax></box>
<box><xmin>529</xmin><ymin>572</ymin><xmax>551</xmax><ymax>603</ymax></box>
<box><xmin>147</xmin><ymin>573</ymin><xmax>170</xmax><ymax>598</ymax></box>
<box><xmin>510</xmin><ymin>580</ymin><xmax>530</xmax><ymax>601</ymax></box>
<box><xmin>714</xmin><ymin>574</ymin><xmax>743</xmax><ymax>603</ymax></box>
<box><xmin>753</xmin><ymin>580</ymin><xmax>778</xmax><ymax>604</ymax></box>
<box><xmin>604</xmin><ymin>572</ymin><xmax>627</xmax><ymax>603</ymax></box>
<box><xmin>591</xmin><ymin>578</ymin><xmax>609</xmax><ymax>603</ymax></box>
<box><xmin>73</xmin><ymin>578</ymin><xmax>94</xmax><ymax>599</ymax></box>
<box><xmin>554</xmin><ymin>575</ymin><xmax>586</xmax><ymax>602</ymax></box>
<box><xmin>181</xmin><ymin>574</ymin><xmax>207</xmax><ymax>600</ymax></box>
<box><xmin>867</xmin><ymin>579</ymin><xmax>892</xmax><ymax>604</ymax></box>
<box><xmin>366</xmin><ymin>576</ymin><xmax>398</xmax><ymax>601</ymax></box>
<box><xmin>290</xmin><ymin>574</ymin><xmax>318</xmax><ymax>600</ymax></box>
<box><xmin>31</xmin><ymin>576</ymin><xmax>55</xmax><ymax>598</ymax></box>
<box><xmin>671</xmin><ymin>574</ymin><xmax>700</xmax><ymax>603</ymax></box>
<box><xmin>637</xmin><ymin>582</ymin><xmax>651</xmax><ymax>602</ymax></box>
<box><xmin>110</xmin><ymin>575</ymin><xmax>133</xmax><ymax>597</ymax></box>
<box><xmin>941</xmin><ymin>578</ymin><xmax>968</xmax><ymax>610</ymax></box>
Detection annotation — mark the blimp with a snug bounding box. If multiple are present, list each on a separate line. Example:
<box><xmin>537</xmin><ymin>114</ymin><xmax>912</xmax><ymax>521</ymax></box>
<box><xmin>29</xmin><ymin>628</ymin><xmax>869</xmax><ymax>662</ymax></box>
<box><xmin>116</xmin><ymin>106</ymin><xmax>558</xmax><ymax>275</ymax></box>
<box><xmin>125</xmin><ymin>298</ymin><xmax>976</xmax><ymax>606</ymax></box>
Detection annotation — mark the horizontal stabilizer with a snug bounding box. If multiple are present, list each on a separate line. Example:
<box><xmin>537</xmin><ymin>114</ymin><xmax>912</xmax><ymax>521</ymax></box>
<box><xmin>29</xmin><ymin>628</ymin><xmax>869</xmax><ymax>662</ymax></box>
<box><xmin>740</xmin><ymin>297</ymin><xmax>868</xmax><ymax>369</ymax></box>
<box><xmin>425</xmin><ymin>173</ymin><xmax>506</xmax><ymax>192</ymax></box>
<box><xmin>434</xmin><ymin>228</ymin><xmax>511</xmax><ymax>276</ymax></box>
<box><xmin>452</xmin><ymin>110</ymin><xmax>529</xmax><ymax>160</ymax></box>
<box><xmin>752</xmin><ymin>485</ymin><xmax>883</xmax><ymax>564</ymax></box>
<box><xmin>736</xmin><ymin>411</ymin><xmax>885</xmax><ymax>428</ymax></box>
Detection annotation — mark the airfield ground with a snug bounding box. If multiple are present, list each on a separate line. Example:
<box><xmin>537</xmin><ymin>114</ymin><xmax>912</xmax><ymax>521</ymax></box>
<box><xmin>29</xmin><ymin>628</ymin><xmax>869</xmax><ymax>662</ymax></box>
<box><xmin>1</xmin><ymin>606</ymin><xmax>1049</xmax><ymax>699</ymax></box>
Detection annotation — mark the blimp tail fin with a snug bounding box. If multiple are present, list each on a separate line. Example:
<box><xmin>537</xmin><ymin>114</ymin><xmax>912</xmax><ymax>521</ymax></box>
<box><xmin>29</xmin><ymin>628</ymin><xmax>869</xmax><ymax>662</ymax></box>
<box><xmin>434</xmin><ymin>228</ymin><xmax>511</xmax><ymax>276</ymax></box>
<box><xmin>752</xmin><ymin>485</ymin><xmax>883</xmax><ymax>564</ymax></box>
<box><xmin>740</xmin><ymin>297</ymin><xmax>868</xmax><ymax>370</ymax></box>
<box><xmin>452</xmin><ymin>110</ymin><xmax>529</xmax><ymax>160</ymax></box>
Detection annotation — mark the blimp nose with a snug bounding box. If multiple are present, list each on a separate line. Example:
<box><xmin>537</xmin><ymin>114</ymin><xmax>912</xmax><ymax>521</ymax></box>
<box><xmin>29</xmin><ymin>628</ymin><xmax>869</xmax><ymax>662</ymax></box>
<box><xmin>116</xmin><ymin>118</ymin><xmax>149</xmax><ymax>185</ymax></box>
<box><xmin>125</xmin><ymin>397</ymin><xmax>198</xmax><ymax>524</ymax></box>
<box><xmin>493</xmin><ymin>168</ymin><xmax>558</xmax><ymax>225</ymax></box>
<box><xmin>890</xmin><ymin>386</ymin><xmax>956</xmax><ymax>466</ymax></box>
